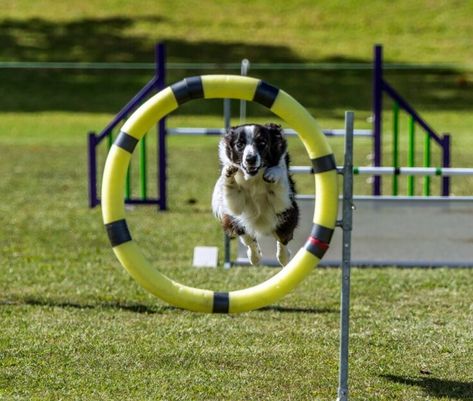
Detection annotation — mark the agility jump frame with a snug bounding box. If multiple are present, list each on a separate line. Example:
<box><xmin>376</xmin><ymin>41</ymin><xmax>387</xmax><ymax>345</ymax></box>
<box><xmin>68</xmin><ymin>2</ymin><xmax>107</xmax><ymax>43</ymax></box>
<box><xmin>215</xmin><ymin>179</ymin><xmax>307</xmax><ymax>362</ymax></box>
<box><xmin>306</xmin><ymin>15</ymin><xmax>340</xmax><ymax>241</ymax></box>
<box><xmin>372</xmin><ymin>44</ymin><xmax>451</xmax><ymax>196</ymax></box>
<box><xmin>88</xmin><ymin>43</ymin><xmax>453</xmax><ymax>209</ymax></box>
<box><xmin>87</xmin><ymin>43</ymin><xmax>167</xmax><ymax>210</ymax></box>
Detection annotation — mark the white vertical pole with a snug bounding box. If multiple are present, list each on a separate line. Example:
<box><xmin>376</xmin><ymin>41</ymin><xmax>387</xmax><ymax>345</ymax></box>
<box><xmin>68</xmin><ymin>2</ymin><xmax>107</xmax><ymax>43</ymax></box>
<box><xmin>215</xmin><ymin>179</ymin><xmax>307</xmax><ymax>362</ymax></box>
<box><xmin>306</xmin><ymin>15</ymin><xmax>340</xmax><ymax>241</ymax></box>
<box><xmin>240</xmin><ymin>59</ymin><xmax>250</xmax><ymax>123</ymax></box>
<box><xmin>223</xmin><ymin>98</ymin><xmax>232</xmax><ymax>268</ymax></box>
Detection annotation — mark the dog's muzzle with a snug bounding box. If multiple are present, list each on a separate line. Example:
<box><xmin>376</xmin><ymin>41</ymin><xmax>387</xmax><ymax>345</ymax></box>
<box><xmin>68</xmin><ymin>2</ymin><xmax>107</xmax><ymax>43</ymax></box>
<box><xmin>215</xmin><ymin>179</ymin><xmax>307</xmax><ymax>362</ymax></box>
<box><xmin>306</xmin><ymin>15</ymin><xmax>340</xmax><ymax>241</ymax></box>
<box><xmin>243</xmin><ymin>165</ymin><xmax>260</xmax><ymax>176</ymax></box>
<box><xmin>243</xmin><ymin>154</ymin><xmax>261</xmax><ymax>176</ymax></box>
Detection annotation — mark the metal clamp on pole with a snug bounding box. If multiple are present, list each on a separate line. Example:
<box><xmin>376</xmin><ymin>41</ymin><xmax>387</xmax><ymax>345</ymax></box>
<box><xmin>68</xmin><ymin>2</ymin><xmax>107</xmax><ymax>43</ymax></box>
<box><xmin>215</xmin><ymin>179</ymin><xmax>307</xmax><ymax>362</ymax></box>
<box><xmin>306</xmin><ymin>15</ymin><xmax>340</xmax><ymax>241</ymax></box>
<box><xmin>337</xmin><ymin>111</ymin><xmax>355</xmax><ymax>401</ymax></box>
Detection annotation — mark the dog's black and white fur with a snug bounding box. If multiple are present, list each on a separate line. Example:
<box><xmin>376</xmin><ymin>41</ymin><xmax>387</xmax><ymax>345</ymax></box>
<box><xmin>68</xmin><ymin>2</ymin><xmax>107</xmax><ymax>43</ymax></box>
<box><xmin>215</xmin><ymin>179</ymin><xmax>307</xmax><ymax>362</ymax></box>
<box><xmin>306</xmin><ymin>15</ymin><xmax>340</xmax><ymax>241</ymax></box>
<box><xmin>212</xmin><ymin>123</ymin><xmax>299</xmax><ymax>266</ymax></box>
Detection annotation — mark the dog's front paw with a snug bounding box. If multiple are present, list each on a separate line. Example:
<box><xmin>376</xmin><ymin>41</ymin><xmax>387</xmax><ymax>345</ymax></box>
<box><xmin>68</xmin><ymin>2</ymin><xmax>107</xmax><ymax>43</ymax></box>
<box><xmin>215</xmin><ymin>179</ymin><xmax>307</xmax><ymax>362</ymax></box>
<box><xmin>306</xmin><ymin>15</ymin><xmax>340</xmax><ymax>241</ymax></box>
<box><xmin>263</xmin><ymin>166</ymin><xmax>283</xmax><ymax>183</ymax></box>
<box><xmin>224</xmin><ymin>165</ymin><xmax>239</xmax><ymax>178</ymax></box>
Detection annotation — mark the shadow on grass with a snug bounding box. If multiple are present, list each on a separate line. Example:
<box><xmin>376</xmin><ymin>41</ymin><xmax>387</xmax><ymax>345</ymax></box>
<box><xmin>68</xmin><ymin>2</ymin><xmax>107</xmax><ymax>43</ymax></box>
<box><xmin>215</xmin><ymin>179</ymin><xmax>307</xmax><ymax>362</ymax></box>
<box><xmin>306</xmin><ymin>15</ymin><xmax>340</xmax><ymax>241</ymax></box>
<box><xmin>258</xmin><ymin>305</ymin><xmax>337</xmax><ymax>314</ymax></box>
<box><xmin>1</xmin><ymin>297</ymin><xmax>336</xmax><ymax>315</ymax></box>
<box><xmin>2</xmin><ymin>68</ymin><xmax>470</xmax><ymax>119</ymax></box>
<box><xmin>0</xmin><ymin>16</ymin><xmax>163</xmax><ymax>63</ymax></box>
<box><xmin>0</xmin><ymin>296</ymin><xmax>176</xmax><ymax>314</ymax></box>
<box><xmin>0</xmin><ymin>16</ymin><xmax>471</xmax><ymax>116</ymax></box>
<box><xmin>0</xmin><ymin>16</ymin><xmax>303</xmax><ymax>63</ymax></box>
<box><xmin>382</xmin><ymin>374</ymin><xmax>473</xmax><ymax>400</ymax></box>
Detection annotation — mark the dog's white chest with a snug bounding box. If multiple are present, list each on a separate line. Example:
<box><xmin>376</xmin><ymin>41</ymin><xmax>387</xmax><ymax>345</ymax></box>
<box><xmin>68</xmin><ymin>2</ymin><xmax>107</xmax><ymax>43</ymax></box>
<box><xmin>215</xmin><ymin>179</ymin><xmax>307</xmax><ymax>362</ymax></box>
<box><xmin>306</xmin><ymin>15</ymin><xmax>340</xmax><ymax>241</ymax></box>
<box><xmin>233</xmin><ymin>171</ymin><xmax>291</xmax><ymax>235</ymax></box>
<box><xmin>212</xmin><ymin>123</ymin><xmax>299</xmax><ymax>265</ymax></box>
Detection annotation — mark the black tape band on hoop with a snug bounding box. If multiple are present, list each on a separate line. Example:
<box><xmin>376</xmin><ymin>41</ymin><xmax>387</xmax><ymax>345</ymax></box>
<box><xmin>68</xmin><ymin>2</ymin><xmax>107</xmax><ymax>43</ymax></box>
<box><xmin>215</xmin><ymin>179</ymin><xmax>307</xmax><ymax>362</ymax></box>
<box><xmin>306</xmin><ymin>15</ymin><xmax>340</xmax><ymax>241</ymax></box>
<box><xmin>115</xmin><ymin>131</ymin><xmax>139</xmax><ymax>154</ymax></box>
<box><xmin>311</xmin><ymin>154</ymin><xmax>337</xmax><ymax>174</ymax></box>
<box><xmin>253</xmin><ymin>80</ymin><xmax>279</xmax><ymax>109</ymax></box>
<box><xmin>213</xmin><ymin>292</ymin><xmax>230</xmax><ymax>313</ymax></box>
<box><xmin>171</xmin><ymin>76</ymin><xmax>204</xmax><ymax>105</ymax></box>
<box><xmin>105</xmin><ymin>219</ymin><xmax>132</xmax><ymax>247</ymax></box>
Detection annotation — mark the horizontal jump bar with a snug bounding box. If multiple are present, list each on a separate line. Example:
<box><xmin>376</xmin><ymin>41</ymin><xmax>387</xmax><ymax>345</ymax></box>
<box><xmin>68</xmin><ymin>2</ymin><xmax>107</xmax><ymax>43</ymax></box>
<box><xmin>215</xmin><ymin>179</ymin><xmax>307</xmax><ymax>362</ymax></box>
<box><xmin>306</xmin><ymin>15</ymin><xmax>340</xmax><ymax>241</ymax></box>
<box><xmin>167</xmin><ymin>127</ymin><xmax>372</xmax><ymax>137</ymax></box>
<box><xmin>290</xmin><ymin>166</ymin><xmax>473</xmax><ymax>176</ymax></box>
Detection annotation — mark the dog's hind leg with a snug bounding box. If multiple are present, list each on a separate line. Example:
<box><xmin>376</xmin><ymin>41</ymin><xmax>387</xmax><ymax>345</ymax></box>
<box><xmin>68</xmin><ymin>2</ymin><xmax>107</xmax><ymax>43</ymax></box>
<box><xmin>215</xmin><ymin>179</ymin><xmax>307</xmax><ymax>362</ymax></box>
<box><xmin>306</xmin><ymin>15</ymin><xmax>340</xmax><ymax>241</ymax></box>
<box><xmin>276</xmin><ymin>241</ymin><xmax>290</xmax><ymax>266</ymax></box>
<box><xmin>221</xmin><ymin>215</ymin><xmax>261</xmax><ymax>265</ymax></box>
<box><xmin>240</xmin><ymin>235</ymin><xmax>262</xmax><ymax>266</ymax></box>
<box><xmin>221</xmin><ymin>214</ymin><xmax>245</xmax><ymax>238</ymax></box>
<box><xmin>274</xmin><ymin>203</ymin><xmax>299</xmax><ymax>266</ymax></box>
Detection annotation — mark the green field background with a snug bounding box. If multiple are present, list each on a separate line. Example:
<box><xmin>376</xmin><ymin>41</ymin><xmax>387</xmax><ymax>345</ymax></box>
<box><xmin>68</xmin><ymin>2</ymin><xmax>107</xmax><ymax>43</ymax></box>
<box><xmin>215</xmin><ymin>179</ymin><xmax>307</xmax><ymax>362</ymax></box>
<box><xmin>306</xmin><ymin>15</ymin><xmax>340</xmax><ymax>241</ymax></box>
<box><xmin>1</xmin><ymin>1</ymin><xmax>472</xmax><ymax>400</ymax></box>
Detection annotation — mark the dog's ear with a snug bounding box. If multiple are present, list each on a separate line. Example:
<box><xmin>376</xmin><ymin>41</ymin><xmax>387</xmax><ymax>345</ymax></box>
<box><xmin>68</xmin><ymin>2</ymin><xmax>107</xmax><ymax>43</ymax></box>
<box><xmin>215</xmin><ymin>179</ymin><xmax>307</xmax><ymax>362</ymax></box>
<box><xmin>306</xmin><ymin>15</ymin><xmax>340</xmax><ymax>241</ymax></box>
<box><xmin>264</xmin><ymin>123</ymin><xmax>282</xmax><ymax>131</ymax></box>
<box><xmin>264</xmin><ymin>123</ymin><xmax>284</xmax><ymax>142</ymax></box>
<box><xmin>224</xmin><ymin>127</ymin><xmax>234</xmax><ymax>140</ymax></box>
<box><xmin>265</xmin><ymin>123</ymin><xmax>287</xmax><ymax>163</ymax></box>
<box><xmin>223</xmin><ymin>127</ymin><xmax>236</xmax><ymax>161</ymax></box>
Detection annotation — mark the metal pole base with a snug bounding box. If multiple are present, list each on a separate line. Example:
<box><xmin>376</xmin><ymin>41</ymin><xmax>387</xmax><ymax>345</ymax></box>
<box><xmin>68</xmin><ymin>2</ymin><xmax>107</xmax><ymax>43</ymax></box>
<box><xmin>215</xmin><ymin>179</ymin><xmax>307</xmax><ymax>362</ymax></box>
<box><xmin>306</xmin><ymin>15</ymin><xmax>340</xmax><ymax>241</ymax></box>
<box><xmin>337</xmin><ymin>388</ymin><xmax>348</xmax><ymax>401</ymax></box>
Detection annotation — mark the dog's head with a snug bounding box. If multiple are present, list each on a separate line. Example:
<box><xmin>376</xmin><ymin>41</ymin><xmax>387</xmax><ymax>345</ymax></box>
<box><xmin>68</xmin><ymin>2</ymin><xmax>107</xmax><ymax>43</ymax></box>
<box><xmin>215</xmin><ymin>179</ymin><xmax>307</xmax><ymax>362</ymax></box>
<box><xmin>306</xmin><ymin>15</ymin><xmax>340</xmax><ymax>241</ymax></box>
<box><xmin>221</xmin><ymin>123</ymin><xmax>287</xmax><ymax>177</ymax></box>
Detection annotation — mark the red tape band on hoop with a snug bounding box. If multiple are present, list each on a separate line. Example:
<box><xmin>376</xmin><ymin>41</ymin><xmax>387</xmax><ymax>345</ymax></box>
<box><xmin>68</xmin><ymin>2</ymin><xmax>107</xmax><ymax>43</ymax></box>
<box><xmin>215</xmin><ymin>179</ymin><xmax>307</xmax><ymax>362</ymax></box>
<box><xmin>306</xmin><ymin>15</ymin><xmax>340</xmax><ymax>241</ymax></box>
<box><xmin>305</xmin><ymin>236</ymin><xmax>330</xmax><ymax>259</ymax></box>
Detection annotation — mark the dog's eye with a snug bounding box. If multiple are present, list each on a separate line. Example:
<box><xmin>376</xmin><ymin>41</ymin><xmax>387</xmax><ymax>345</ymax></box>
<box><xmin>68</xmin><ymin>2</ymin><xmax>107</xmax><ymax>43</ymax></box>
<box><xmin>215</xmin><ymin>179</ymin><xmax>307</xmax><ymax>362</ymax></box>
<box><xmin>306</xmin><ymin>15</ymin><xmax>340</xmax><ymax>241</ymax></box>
<box><xmin>235</xmin><ymin>141</ymin><xmax>245</xmax><ymax>150</ymax></box>
<box><xmin>257</xmin><ymin>140</ymin><xmax>267</xmax><ymax>148</ymax></box>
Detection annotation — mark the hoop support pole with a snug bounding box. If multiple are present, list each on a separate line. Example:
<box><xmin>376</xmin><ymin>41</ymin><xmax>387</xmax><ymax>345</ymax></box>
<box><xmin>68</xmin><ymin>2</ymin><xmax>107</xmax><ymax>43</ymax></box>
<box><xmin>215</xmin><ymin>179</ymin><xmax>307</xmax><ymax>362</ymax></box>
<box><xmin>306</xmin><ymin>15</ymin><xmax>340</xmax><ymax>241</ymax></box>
<box><xmin>337</xmin><ymin>111</ymin><xmax>354</xmax><ymax>401</ymax></box>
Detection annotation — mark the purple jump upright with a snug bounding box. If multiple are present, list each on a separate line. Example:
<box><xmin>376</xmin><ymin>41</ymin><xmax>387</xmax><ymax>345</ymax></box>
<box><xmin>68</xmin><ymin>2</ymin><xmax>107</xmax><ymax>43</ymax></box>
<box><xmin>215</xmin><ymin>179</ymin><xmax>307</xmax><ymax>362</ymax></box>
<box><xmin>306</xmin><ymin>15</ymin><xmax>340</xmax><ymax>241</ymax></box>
<box><xmin>87</xmin><ymin>42</ymin><xmax>167</xmax><ymax>210</ymax></box>
<box><xmin>372</xmin><ymin>44</ymin><xmax>451</xmax><ymax>196</ymax></box>
<box><xmin>372</xmin><ymin>45</ymin><xmax>383</xmax><ymax>196</ymax></box>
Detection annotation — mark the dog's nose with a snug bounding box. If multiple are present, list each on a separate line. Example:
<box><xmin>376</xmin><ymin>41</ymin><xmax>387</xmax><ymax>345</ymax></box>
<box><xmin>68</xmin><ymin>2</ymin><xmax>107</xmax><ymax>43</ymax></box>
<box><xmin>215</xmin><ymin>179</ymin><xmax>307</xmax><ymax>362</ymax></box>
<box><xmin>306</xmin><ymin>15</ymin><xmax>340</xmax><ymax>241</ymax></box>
<box><xmin>245</xmin><ymin>154</ymin><xmax>258</xmax><ymax>165</ymax></box>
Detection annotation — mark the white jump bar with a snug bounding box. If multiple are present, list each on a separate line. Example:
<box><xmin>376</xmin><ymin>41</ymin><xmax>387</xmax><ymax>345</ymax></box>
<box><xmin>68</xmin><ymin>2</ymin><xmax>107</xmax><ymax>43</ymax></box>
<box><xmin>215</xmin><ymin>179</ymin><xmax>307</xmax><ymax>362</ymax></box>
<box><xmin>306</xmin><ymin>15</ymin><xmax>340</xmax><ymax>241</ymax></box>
<box><xmin>166</xmin><ymin>127</ymin><xmax>372</xmax><ymax>137</ymax></box>
<box><xmin>290</xmin><ymin>166</ymin><xmax>473</xmax><ymax>176</ymax></box>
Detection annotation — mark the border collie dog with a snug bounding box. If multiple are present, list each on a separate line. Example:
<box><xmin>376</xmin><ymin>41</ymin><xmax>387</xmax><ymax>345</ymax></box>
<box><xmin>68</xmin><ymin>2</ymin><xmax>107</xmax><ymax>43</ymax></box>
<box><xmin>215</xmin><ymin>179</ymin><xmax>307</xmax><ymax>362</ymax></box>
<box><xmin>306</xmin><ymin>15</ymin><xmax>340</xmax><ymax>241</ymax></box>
<box><xmin>212</xmin><ymin>123</ymin><xmax>299</xmax><ymax>266</ymax></box>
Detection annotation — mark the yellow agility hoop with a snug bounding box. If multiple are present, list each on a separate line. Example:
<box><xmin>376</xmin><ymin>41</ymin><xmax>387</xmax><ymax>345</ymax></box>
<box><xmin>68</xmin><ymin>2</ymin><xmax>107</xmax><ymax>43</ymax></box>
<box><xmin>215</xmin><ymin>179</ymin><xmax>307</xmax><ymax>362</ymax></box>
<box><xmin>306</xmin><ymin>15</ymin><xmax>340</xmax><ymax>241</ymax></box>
<box><xmin>102</xmin><ymin>75</ymin><xmax>338</xmax><ymax>313</ymax></box>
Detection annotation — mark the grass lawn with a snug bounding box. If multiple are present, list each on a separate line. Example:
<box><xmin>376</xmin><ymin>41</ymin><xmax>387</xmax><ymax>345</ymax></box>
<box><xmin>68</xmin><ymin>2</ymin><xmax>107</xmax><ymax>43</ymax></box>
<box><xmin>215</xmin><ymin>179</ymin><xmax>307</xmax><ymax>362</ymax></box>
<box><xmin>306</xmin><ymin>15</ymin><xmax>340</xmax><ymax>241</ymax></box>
<box><xmin>1</xmin><ymin>1</ymin><xmax>473</xmax><ymax>400</ymax></box>
<box><xmin>1</xmin><ymin>112</ymin><xmax>472</xmax><ymax>400</ymax></box>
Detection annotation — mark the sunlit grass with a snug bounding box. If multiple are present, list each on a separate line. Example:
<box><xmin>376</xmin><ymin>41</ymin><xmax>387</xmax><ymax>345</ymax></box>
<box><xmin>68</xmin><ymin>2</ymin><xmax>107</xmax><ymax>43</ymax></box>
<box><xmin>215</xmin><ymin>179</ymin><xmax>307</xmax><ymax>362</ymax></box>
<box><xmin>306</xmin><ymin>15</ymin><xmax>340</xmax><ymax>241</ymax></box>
<box><xmin>1</xmin><ymin>116</ymin><xmax>473</xmax><ymax>400</ymax></box>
